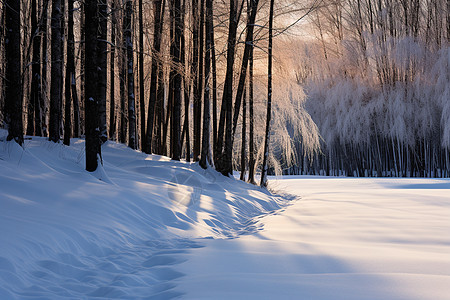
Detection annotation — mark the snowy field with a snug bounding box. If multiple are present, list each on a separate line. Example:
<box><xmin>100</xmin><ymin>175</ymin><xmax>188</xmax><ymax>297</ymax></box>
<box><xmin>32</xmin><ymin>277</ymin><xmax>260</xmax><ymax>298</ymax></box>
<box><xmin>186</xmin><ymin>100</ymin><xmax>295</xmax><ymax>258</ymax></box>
<box><xmin>1</xmin><ymin>132</ymin><xmax>450</xmax><ymax>299</ymax></box>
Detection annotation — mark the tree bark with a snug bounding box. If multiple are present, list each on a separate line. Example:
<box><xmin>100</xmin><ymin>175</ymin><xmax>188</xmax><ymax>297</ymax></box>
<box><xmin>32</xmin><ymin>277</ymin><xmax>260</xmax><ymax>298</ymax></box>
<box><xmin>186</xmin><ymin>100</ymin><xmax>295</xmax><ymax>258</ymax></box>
<box><xmin>109</xmin><ymin>0</ymin><xmax>117</xmax><ymax>140</ymax></box>
<box><xmin>125</xmin><ymin>0</ymin><xmax>137</xmax><ymax>149</ymax></box>
<box><xmin>145</xmin><ymin>0</ymin><xmax>165</xmax><ymax>154</ymax></box>
<box><xmin>85</xmin><ymin>0</ymin><xmax>102</xmax><ymax>171</ymax></box>
<box><xmin>49</xmin><ymin>0</ymin><xmax>63</xmax><ymax>143</ymax></box>
<box><xmin>260</xmin><ymin>0</ymin><xmax>274</xmax><ymax>187</ymax></box>
<box><xmin>138</xmin><ymin>0</ymin><xmax>145</xmax><ymax>149</ymax></box>
<box><xmin>200</xmin><ymin>0</ymin><xmax>213</xmax><ymax>169</ymax></box>
<box><xmin>98</xmin><ymin>0</ymin><xmax>108</xmax><ymax>143</ymax></box>
<box><xmin>5</xmin><ymin>0</ymin><xmax>24</xmax><ymax>145</ymax></box>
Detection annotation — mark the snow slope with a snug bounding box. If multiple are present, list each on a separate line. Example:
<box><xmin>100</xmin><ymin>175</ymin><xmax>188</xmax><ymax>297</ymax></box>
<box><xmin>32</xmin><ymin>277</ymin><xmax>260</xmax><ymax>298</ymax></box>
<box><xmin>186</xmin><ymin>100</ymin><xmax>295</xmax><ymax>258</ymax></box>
<box><xmin>177</xmin><ymin>177</ymin><xmax>450</xmax><ymax>299</ymax></box>
<box><xmin>0</xmin><ymin>131</ymin><xmax>286</xmax><ymax>299</ymax></box>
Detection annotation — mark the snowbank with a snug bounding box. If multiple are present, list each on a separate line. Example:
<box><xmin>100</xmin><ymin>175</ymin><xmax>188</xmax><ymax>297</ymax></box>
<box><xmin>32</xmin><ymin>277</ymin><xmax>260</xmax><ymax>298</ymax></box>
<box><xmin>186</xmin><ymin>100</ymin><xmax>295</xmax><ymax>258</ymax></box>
<box><xmin>0</xmin><ymin>131</ymin><xmax>286</xmax><ymax>299</ymax></box>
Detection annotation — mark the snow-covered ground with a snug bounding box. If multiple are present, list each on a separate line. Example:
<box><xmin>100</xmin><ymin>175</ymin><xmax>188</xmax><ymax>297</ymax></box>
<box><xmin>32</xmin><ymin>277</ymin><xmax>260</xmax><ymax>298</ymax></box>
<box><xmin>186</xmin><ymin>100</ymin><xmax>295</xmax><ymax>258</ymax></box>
<box><xmin>1</xmin><ymin>132</ymin><xmax>450</xmax><ymax>299</ymax></box>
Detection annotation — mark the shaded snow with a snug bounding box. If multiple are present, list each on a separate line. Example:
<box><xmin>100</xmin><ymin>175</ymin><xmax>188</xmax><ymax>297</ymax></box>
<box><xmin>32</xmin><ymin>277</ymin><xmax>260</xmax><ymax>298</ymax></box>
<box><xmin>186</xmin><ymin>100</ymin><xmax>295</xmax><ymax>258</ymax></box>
<box><xmin>0</xmin><ymin>131</ymin><xmax>285</xmax><ymax>299</ymax></box>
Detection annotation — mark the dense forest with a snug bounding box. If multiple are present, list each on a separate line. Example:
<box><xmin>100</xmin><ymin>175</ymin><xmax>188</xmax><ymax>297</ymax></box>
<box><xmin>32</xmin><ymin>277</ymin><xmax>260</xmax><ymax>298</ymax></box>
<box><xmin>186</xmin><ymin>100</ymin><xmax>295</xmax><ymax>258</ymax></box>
<box><xmin>0</xmin><ymin>0</ymin><xmax>448</xmax><ymax>180</ymax></box>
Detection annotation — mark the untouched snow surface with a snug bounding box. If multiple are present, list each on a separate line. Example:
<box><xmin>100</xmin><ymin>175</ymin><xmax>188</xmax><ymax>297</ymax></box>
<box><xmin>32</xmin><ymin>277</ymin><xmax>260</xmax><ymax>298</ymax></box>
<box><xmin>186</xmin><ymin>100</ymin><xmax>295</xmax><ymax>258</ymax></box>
<box><xmin>179</xmin><ymin>177</ymin><xmax>450</xmax><ymax>299</ymax></box>
<box><xmin>1</xmin><ymin>132</ymin><xmax>450</xmax><ymax>299</ymax></box>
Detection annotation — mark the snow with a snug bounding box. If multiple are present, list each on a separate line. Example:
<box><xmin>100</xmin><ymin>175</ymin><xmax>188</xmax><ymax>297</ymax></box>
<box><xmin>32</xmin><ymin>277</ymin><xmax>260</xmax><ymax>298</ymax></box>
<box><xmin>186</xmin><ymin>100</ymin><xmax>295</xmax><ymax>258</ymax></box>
<box><xmin>1</xmin><ymin>131</ymin><xmax>450</xmax><ymax>299</ymax></box>
<box><xmin>178</xmin><ymin>177</ymin><xmax>450</xmax><ymax>299</ymax></box>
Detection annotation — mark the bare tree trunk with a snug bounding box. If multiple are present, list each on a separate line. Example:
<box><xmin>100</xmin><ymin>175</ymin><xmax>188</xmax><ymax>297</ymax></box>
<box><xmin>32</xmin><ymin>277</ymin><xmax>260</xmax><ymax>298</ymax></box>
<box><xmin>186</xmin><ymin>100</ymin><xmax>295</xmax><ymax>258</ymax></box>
<box><xmin>138</xmin><ymin>0</ymin><xmax>145</xmax><ymax>149</ymax></box>
<box><xmin>239</xmin><ymin>87</ymin><xmax>246</xmax><ymax>180</ymax></box>
<box><xmin>247</xmin><ymin>44</ymin><xmax>255</xmax><ymax>184</ymax></box>
<box><xmin>27</xmin><ymin>0</ymin><xmax>38</xmax><ymax>136</ymax></box>
<box><xmin>41</xmin><ymin>0</ymin><xmax>49</xmax><ymax>137</ymax></box>
<box><xmin>192</xmin><ymin>0</ymin><xmax>201</xmax><ymax>161</ymax></box>
<box><xmin>145</xmin><ymin>0</ymin><xmax>165</xmax><ymax>153</ymax></box>
<box><xmin>170</xmin><ymin>0</ymin><xmax>182</xmax><ymax>160</ymax></box>
<box><xmin>260</xmin><ymin>0</ymin><xmax>274</xmax><ymax>187</ymax></box>
<box><xmin>49</xmin><ymin>0</ymin><xmax>63</xmax><ymax>143</ymax></box>
<box><xmin>125</xmin><ymin>0</ymin><xmax>136</xmax><ymax>149</ymax></box>
<box><xmin>85</xmin><ymin>0</ymin><xmax>101</xmax><ymax>171</ymax></box>
<box><xmin>181</xmin><ymin>0</ymin><xmax>190</xmax><ymax>161</ymax></box>
<box><xmin>200</xmin><ymin>0</ymin><xmax>213</xmax><ymax>169</ymax></box>
<box><xmin>119</xmin><ymin>10</ymin><xmax>127</xmax><ymax>144</ymax></box>
<box><xmin>232</xmin><ymin>0</ymin><xmax>259</xmax><ymax>136</ymax></box>
<box><xmin>98</xmin><ymin>0</ymin><xmax>108</xmax><ymax>143</ymax></box>
<box><xmin>215</xmin><ymin>0</ymin><xmax>242</xmax><ymax>176</ymax></box>
<box><xmin>5</xmin><ymin>0</ymin><xmax>24</xmax><ymax>145</ymax></box>
<box><xmin>109</xmin><ymin>0</ymin><xmax>117</xmax><ymax>140</ymax></box>
<box><xmin>64</xmin><ymin>0</ymin><xmax>77</xmax><ymax>146</ymax></box>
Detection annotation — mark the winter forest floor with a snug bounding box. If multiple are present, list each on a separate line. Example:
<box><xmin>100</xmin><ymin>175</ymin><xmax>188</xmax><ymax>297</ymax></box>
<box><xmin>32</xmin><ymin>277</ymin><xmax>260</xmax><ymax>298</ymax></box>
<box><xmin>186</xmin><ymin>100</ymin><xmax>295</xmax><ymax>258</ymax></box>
<box><xmin>1</xmin><ymin>131</ymin><xmax>450</xmax><ymax>299</ymax></box>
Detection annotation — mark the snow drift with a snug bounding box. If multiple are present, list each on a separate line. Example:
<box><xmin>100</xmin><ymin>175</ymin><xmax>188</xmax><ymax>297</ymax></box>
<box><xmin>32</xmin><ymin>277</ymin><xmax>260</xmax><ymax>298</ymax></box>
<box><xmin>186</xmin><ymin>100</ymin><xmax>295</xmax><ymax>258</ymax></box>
<box><xmin>0</xmin><ymin>131</ymin><xmax>286</xmax><ymax>299</ymax></box>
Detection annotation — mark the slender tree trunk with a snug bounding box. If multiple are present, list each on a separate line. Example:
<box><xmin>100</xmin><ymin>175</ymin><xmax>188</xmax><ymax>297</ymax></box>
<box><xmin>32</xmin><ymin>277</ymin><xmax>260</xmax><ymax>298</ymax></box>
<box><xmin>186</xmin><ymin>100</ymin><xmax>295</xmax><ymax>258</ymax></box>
<box><xmin>260</xmin><ymin>0</ymin><xmax>274</xmax><ymax>187</ymax></box>
<box><xmin>181</xmin><ymin>0</ymin><xmax>190</xmax><ymax>161</ymax></box>
<box><xmin>211</xmin><ymin>16</ymin><xmax>218</xmax><ymax>156</ymax></box>
<box><xmin>79</xmin><ymin>2</ymin><xmax>85</xmax><ymax>136</ymax></box>
<box><xmin>49</xmin><ymin>0</ymin><xmax>63</xmax><ymax>143</ymax></box>
<box><xmin>64</xmin><ymin>0</ymin><xmax>77</xmax><ymax>146</ymax></box>
<box><xmin>195</xmin><ymin>0</ymin><xmax>205</xmax><ymax>161</ymax></box>
<box><xmin>240</xmin><ymin>87</ymin><xmax>246</xmax><ymax>180</ymax></box>
<box><xmin>200</xmin><ymin>0</ymin><xmax>213</xmax><ymax>169</ymax></box>
<box><xmin>170</xmin><ymin>0</ymin><xmax>182</xmax><ymax>160</ymax></box>
<box><xmin>145</xmin><ymin>0</ymin><xmax>165</xmax><ymax>153</ymax></box>
<box><xmin>247</xmin><ymin>10</ymin><xmax>255</xmax><ymax>184</ymax></box>
<box><xmin>192</xmin><ymin>0</ymin><xmax>200</xmax><ymax>161</ymax></box>
<box><xmin>98</xmin><ymin>0</ymin><xmax>108</xmax><ymax>143</ymax></box>
<box><xmin>109</xmin><ymin>0</ymin><xmax>117</xmax><ymax>140</ymax></box>
<box><xmin>5</xmin><ymin>0</ymin><xmax>24</xmax><ymax>145</ymax></box>
<box><xmin>125</xmin><ymin>0</ymin><xmax>137</xmax><ymax>149</ymax></box>
<box><xmin>119</xmin><ymin>11</ymin><xmax>127</xmax><ymax>144</ymax></box>
<box><xmin>41</xmin><ymin>0</ymin><xmax>49</xmax><ymax>137</ymax></box>
<box><xmin>232</xmin><ymin>0</ymin><xmax>258</xmax><ymax>136</ymax></box>
<box><xmin>138</xmin><ymin>0</ymin><xmax>145</xmax><ymax>149</ymax></box>
<box><xmin>215</xmin><ymin>0</ymin><xmax>241</xmax><ymax>176</ymax></box>
<box><xmin>85</xmin><ymin>0</ymin><xmax>101</xmax><ymax>171</ymax></box>
<box><xmin>27</xmin><ymin>0</ymin><xmax>38</xmax><ymax>136</ymax></box>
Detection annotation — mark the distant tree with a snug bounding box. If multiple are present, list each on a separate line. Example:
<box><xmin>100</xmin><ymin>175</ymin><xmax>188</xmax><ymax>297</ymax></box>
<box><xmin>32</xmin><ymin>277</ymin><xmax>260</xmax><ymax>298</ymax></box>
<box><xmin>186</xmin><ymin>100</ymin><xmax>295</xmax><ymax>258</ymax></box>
<box><xmin>138</xmin><ymin>0</ymin><xmax>145</xmax><ymax>150</ymax></box>
<box><xmin>4</xmin><ymin>0</ymin><xmax>24</xmax><ymax>145</ymax></box>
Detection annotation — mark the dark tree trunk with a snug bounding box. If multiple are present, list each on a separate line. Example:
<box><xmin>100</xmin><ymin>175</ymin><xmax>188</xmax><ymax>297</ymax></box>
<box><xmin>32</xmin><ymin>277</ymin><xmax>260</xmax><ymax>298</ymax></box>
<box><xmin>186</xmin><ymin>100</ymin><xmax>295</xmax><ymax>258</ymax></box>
<box><xmin>170</xmin><ymin>0</ymin><xmax>182</xmax><ymax>160</ymax></box>
<box><xmin>260</xmin><ymin>0</ymin><xmax>274</xmax><ymax>187</ymax></box>
<box><xmin>64</xmin><ymin>0</ymin><xmax>77</xmax><ymax>146</ymax></box>
<box><xmin>98</xmin><ymin>0</ymin><xmax>108</xmax><ymax>143</ymax></box>
<box><xmin>109</xmin><ymin>0</ymin><xmax>117</xmax><ymax>140</ymax></box>
<box><xmin>192</xmin><ymin>0</ymin><xmax>201</xmax><ymax>161</ymax></box>
<box><xmin>145</xmin><ymin>0</ymin><xmax>165</xmax><ymax>154</ymax></box>
<box><xmin>247</xmin><ymin>43</ymin><xmax>255</xmax><ymax>184</ymax></box>
<box><xmin>79</xmin><ymin>2</ymin><xmax>85</xmax><ymax>136</ymax></box>
<box><xmin>181</xmin><ymin>0</ymin><xmax>190</xmax><ymax>161</ymax></box>
<box><xmin>41</xmin><ymin>0</ymin><xmax>49</xmax><ymax>137</ymax></box>
<box><xmin>240</xmin><ymin>87</ymin><xmax>246</xmax><ymax>181</ymax></box>
<box><xmin>195</xmin><ymin>0</ymin><xmax>204</xmax><ymax>161</ymax></box>
<box><xmin>215</xmin><ymin>0</ymin><xmax>241</xmax><ymax>176</ymax></box>
<box><xmin>125</xmin><ymin>0</ymin><xmax>137</xmax><ymax>149</ymax></box>
<box><xmin>232</xmin><ymin>0</ymin><xmax>259</xmax><ymax>136</ymax></box>
<box><xmin>138</xmin><ymin>0</ymin><xmax>145</xmax><ymax>149</ymax></box>
<box><xmin>211</xmin><ymin>8</ymin><xmax>217</xmax><ymax>155</ymax></box>
<box><xmin>85</xmin><ymin>0</ymin><xmax>101</xmax><ymax>171</ymax></box>
<box><xmin>5</xmin><ymin>0</ymin><xmax>24</xmax><ymax>145</ymax></box>
<box><xmin>27</xmin><ymin>0</ymin><xmax>38</xmax><ymax>136</ymax></box>
<box><xmin>200</xmin><ymin>0</ymin><xmax>213</xmax><ymax>169</ymax></box>
<box><xmin>119</xmin><ymin>14</ymin><xmax>127</xmax><ymax>144</ymax></box>
<box><xmin>49</xmin><ymin>0</ymin><xmax>63</xmax><ymax>143</ymax></box>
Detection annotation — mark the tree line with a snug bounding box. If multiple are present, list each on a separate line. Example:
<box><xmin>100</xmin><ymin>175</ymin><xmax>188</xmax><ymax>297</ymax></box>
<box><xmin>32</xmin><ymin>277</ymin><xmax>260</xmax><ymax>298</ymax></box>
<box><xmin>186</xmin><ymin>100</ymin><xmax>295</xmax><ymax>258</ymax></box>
<box><xmin>1</xmin><ymin>0</ymin><xmax>286</xmax><ymax>186</ymax></box>
<box><xmin>290</xmin><ymin>0</ymin><xmax>449</xmax><ymax>177</ymax></box>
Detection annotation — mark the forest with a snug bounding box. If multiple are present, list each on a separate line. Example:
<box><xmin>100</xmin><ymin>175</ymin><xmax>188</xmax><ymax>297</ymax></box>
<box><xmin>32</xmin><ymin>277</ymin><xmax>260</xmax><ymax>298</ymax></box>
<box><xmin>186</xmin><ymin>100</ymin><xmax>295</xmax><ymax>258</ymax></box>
<box><xmin>0</xmin><ymin>0</ymin><xmax>449</xmax><ymax>180</ymax></box>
